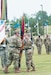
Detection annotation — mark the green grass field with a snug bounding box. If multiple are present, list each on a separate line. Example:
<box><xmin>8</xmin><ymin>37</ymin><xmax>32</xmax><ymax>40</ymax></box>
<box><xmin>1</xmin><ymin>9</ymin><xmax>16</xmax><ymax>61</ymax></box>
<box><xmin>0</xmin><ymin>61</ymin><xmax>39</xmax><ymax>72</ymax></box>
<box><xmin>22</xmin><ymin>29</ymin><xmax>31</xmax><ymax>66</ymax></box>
<box><xmin>0</xmin><ymin>45</ymin><xmax>51</xmax><ymax>75</ymax></box>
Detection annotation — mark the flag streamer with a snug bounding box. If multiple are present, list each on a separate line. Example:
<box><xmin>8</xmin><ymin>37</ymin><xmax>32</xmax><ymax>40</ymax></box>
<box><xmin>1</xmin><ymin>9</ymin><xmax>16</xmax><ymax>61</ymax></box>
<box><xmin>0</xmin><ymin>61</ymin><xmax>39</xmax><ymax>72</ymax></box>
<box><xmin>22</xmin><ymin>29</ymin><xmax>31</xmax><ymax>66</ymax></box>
<box><xmin>21</xmin><ymin>16</ymin><xmax>25</xmax><ymax>40</ymax></box>
<box><xmin>1</xmin><ymin>0</ymin><xmax>7</xmax><ymax>20</ymax></box>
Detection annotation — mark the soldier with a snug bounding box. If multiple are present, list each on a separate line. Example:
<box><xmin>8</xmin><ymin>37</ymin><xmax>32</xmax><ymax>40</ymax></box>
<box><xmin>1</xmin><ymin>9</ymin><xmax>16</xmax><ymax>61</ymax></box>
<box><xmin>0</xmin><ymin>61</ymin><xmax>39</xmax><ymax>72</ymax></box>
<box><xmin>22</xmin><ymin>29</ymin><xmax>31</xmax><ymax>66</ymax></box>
<box><xmin>23</xmin><ymin>27</ymin><xmax>35</xmax><ymax>72</ymax></box>
<box><xmin>0</xmin><ymin>38</ymin><xmax>8</xmax><ymax>73</ymax></box>
<box><xmin>44</xmin><ymin>34</ymin><xmax>51</xmax><ymax>54</ymax></box>
<box><xmin>7</xmin><ymin>28</ymin><xmax>22</xmax><ymax>73</ymax></box>
<box><xmin>35</xmin><ymin>34</ymin><xmax>43</xmax><ymax>55</ymax></box>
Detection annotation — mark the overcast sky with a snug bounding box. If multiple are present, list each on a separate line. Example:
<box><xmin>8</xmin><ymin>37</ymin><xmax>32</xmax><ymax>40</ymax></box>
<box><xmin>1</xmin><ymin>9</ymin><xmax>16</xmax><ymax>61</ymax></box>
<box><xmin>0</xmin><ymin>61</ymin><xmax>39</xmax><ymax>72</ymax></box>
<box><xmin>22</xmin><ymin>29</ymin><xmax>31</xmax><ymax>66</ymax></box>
<box><xmin>7</xmin><ymin>0</ymin><xmax>51</xmax><ymax>20</ymax></box>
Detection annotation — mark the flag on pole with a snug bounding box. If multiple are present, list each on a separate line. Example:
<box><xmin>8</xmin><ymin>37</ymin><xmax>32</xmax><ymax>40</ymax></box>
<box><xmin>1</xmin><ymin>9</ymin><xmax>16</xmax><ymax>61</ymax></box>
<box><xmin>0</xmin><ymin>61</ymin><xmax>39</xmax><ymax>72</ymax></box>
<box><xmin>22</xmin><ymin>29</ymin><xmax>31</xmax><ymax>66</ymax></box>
<box><xmin>0</xmin><ymin>0</ymin><xmax>2</xmax><ymax>19</ymax></box>
<box><xmin>20</xmin><ymin>15</ymin><xmax>25</xmax><ymax>50</ymax></box>
<box><xmin>1</xmin><ymin>0</ymin><xmax>7</xmax><ymax>20</ymax></box>
<box><xmin>21</xmin><ymin>15</ymin><xmax>25</xmax><ymax>40</ymax></box>
<box><xmin>0</xmin><ymin>20</ymin><xmax>5</xmax><ymax>43</ymax></box>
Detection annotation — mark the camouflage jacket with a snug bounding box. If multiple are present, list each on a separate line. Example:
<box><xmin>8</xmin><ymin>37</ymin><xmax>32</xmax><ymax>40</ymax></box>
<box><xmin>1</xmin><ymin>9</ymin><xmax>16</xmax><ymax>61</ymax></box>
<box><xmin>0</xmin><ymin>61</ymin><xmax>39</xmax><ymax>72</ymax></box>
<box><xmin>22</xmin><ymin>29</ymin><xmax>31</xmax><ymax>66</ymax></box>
<box><xmin>7</xmin><ymin>35</ymin><xmax>22</xmax><ymax>53</ymax></box>
<box><xmin>36</xmin><ymin>37</ymin><xmax>43</xmax><ymax>47</ymax></box>
<box><xmin>23</xmin><ymin>33</ymin><xmax>33</xmax><ymax>49</ymax></box>
<box><xmin>44</xmin><ymin>37</ymin><xmax>51</xmax><ymax>46</ymax></box>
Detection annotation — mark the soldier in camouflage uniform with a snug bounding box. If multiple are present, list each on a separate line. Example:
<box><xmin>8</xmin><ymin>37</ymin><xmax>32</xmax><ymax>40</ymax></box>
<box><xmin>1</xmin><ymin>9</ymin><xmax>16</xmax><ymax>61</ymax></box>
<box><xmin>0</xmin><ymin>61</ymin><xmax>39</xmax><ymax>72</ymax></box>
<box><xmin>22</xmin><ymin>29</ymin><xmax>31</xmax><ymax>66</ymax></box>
<box><xmin>0</xmin><ymin>38</ymin><xmax>8</xmax><ymax>73</ymax></box>
<box><xmin>44</xmin><ymin>34</ymin><xmax>51</xmax><ymax>54</ymax></box>
<box><xmin>35</xmin><ymin>34</ymin><xmax>43</xmax><ymax>55</ymax></box>
<box><xmin>23</xmin><ymin>27</ymin><xmax>35</xmax><ymax>72</ymax></box>
<box><xmin>7</xmin><ymin>29</ymin><xmax>22</xmax><ymax>73</ymax></box>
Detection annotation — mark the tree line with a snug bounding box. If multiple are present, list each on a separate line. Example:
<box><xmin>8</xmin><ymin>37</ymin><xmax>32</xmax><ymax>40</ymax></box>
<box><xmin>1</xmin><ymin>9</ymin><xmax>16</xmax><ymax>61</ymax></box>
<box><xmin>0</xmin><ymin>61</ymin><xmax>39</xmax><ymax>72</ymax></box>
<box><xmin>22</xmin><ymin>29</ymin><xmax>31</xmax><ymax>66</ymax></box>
<box><xmin>6</xmin><ymin>10</ymin><xmax>51</xmax><ymax>35</ymax></box>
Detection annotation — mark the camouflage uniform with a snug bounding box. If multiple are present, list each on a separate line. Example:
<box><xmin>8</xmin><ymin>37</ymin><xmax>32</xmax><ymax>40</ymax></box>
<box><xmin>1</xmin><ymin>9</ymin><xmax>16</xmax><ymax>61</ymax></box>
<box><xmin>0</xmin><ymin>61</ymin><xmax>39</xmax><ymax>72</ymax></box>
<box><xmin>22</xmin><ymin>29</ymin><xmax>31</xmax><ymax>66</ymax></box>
<box><xmin>23</xmin><ymin>32</ymin><xmax>35</xmax><ymax>71</ymax></box>
<box><xmin>31</xmin><ymin>36</ymin><xmax>35</xmax><ymax>54</ymax></box>
<box><xmin>35</xmin><ymin>35</ymin><xmax>43</xmax><ymax>54</ymax></box>
<box><xmin>0</xmin><ymin>39</ymin><xmax>8</xmax><ymax>73</ymax></box>
<box><xmin>44</xmin><ymin>35</ymin><xmax>51</xmax><ymax>54</ymax></box>
<box><xmin>7</xmin><ymin>33</ymin><xmax>22</xmax><ymax>72</ymax></box>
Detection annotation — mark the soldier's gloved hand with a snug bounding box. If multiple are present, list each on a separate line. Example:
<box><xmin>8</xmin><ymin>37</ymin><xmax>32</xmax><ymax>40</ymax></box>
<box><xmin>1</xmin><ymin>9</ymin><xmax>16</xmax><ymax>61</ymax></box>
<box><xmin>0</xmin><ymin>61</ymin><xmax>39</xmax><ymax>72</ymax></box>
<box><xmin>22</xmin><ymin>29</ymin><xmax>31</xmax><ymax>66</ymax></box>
<box><xmin>32</xmin><ymin>44</ymin><xmax>34</xmax><ymax>46</ymax></box>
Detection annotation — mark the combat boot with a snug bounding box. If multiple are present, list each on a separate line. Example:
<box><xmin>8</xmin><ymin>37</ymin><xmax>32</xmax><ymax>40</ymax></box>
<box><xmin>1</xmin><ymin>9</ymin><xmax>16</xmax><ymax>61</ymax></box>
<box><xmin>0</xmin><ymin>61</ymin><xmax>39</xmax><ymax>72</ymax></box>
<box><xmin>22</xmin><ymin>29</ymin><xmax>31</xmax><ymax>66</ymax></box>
<box><xmin>15</xmin><ymin>68</ymin><xmax>20</xmax><ymax>73</ymax></box>
<box><xmin>31</xmin><ymin>66</ymin><xmax>36</xmax><ymax>71</ymax></box>
<box><xmin>31</xmin><ymin>62</ymin><xmax>35</xmax><ymax>71</ymax></box>
<box><xmin>27</xmin><ymin>68</ymin><xmax>31</xmax><ymax>72</ymax></box>
<box><xmin>3</xmin><ymin>67</ymin><xmax>8</xmax><ymax>73</ymax></box>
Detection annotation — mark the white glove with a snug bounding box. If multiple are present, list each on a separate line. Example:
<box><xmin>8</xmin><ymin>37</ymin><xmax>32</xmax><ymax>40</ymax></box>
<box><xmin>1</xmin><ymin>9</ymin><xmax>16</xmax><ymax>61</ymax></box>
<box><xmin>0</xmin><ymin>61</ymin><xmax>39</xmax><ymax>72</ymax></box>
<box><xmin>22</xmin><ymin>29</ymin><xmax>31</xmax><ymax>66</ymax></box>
<box><xmin>2</xmin><ymin>44</ymin><xmax>6</xmax><ymax>47</ymax></box>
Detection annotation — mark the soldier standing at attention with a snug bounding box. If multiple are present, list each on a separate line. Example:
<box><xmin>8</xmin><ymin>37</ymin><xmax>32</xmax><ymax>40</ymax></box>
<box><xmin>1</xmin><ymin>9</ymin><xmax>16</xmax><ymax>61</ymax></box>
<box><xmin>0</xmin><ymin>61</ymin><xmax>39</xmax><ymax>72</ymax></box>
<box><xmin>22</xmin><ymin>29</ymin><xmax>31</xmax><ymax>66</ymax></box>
<box><xmin>7</xmin><ymin>28</ymin><xmax>22</xmax><ymax>73</ymax></box>
<box><xmin>35</xmin><ymin>34</ymin><xmax>43</xmax><ymax>55</ymax></box>
<box><xmin>0</xmin><ymin>38</ymin><xmax>8</xmax><ymax>73</ymax></box>
<box><xmin>23</xmin><ymin>27</ymin><xmax>35</xmax><ymax>72</ymax></box>
<box><xmin>44</xmin><ymin>34</ymin><xmax>50</xmax><ymax>54</ymax></box>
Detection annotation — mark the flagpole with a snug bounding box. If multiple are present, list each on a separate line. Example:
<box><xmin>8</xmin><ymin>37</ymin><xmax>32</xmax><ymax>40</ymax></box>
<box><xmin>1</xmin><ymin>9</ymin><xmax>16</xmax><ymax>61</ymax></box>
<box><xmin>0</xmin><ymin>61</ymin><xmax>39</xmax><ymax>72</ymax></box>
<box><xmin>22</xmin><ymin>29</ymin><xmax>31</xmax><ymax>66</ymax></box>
<box><xmin>19</xmin><ymin>14</ymin><xmax>25</xmax><ymax>68</ymax></box>
<box><xmin>46</xmin><ymin>25</ymin><xmax>48</xmax><ymax>34</ymax></box>
<box><xmin>5</xmin><ymin>0</ymin><xmax>7</xmax><ymax>20</ymax></box>
<box><xmin>37</xmin><ymin>20</ymin><xmax>39</xmax><ymax>35</ymax></box>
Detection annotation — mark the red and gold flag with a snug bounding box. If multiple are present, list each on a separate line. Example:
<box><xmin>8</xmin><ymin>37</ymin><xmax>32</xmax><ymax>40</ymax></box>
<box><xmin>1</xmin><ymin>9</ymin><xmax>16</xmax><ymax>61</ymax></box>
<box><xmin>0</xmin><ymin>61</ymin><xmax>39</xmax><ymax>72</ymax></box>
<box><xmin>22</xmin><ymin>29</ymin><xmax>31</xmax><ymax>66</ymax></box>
<box><xmin>21</xmin><ymin>15</ymin><xmax>25</xmax><ymax>40</ymax></box>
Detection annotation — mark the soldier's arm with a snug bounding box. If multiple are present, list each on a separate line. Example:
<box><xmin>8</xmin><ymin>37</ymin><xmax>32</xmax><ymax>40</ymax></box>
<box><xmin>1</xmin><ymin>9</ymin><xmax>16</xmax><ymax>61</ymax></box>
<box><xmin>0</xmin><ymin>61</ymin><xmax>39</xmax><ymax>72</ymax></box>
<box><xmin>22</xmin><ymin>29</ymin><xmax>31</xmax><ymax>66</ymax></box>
<box><xmin>6</xmin><ymin>39</ymin><xmax>9</xmax><ymax>45</ymax></box>
<box><xmin>35</xmin><ymin>38</ymin><xmax>38</xmax><ymax>46</ymax></box>
<box><xmin>44</xmin><ymin>39</ymin><xmax>46</xmax><ymax>44</ymax></box>
<box><xmin>41</xmin><ymin>38</ymin><xmax>43</xmax><ymax>45</ymax></box>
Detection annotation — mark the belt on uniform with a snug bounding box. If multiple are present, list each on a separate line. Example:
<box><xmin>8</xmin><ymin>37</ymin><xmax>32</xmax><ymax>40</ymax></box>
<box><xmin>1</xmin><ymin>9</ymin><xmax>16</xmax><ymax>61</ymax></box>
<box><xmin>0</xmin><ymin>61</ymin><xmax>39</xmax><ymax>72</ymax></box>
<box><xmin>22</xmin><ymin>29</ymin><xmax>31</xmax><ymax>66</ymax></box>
<box><xmin>9</xmin><ymin>46</ymin><xmax>20</xmax><ymax>48</ymax></box>
<box><xmin>0</xmin><ymin>47</ymin><xmax>5</xmax><ymax>51</ymax></box>
<box><xmin>9</xmin><ymin>46</ymin><xmax>16</xmax><ymax>48</ymax></box>
<box><xmin>25</xmin><ymin>48</ymin><xmax>31</xmax><ymax>50</ymax></box>
<box><xmin>0</xmin><ymin>47</ymin><xmax>5</xmax><ymax>49</ymax></box>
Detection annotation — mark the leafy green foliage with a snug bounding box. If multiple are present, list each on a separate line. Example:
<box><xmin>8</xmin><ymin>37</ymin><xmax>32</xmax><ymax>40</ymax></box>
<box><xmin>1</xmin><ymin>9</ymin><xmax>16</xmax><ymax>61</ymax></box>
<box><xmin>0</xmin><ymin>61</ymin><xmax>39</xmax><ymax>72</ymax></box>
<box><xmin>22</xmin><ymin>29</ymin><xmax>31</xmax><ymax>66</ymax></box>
<box><xmin>6</xmin><ymin>11</ymin><xmax>51</xmax><ymax>35</ymax></box>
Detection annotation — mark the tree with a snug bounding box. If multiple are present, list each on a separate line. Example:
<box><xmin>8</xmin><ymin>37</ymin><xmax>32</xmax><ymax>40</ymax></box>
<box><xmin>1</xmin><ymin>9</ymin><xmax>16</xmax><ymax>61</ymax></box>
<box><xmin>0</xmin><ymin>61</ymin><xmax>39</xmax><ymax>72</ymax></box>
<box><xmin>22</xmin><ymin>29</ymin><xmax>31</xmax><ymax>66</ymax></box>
<box><xmin>36</xmin><ymin>11</ymin><xmax>48</xmax><ymax>35</ymax></box>
<box><xmin>48</xmin><ymin>15</ymin><xmax>51</xmax><ymax>25</ymax></box>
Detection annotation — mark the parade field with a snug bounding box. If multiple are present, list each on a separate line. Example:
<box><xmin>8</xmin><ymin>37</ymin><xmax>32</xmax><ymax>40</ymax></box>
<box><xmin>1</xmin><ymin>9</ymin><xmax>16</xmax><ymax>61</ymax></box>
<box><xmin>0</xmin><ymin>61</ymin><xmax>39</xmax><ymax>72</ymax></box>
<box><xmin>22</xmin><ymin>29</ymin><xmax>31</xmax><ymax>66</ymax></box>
<box><xmin>0</xmin><ymin>45</ymin><xmax>51</xmax><ymax>75</ymax></box>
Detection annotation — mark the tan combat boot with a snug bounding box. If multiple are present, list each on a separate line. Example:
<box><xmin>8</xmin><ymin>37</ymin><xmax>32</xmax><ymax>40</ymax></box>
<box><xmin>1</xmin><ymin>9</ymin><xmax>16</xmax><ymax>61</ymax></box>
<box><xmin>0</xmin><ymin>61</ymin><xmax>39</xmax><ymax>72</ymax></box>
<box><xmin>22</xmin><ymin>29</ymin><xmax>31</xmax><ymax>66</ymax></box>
<box><xmin>31</xmin><ymin>66</ymin><xmax>36</xmax><ymax>71</ymax></box>
<box><xmin>27</xmin><ymin>68</ymin><xmax>31</xmax><ymax>72</ymax></box>
<box><xmin>15</xmin><ymin>68</ymin><xmax>20</xmax><ymax>73</ymax></box>
<box><xmin>3</xmin><ymin>67</ymin><xmax>8</xmax><ymax>73</ymax></box>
